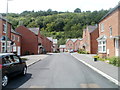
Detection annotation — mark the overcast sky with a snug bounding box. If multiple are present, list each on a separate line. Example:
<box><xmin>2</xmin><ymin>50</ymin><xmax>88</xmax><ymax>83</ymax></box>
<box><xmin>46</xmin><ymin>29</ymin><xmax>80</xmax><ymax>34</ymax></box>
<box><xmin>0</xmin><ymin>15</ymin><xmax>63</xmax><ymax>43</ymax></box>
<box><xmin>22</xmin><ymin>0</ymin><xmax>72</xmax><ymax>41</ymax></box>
<box><xmin>0</xmin><ymin>0</ymin><xmax>120</xmax><ymax>13</ymax></box>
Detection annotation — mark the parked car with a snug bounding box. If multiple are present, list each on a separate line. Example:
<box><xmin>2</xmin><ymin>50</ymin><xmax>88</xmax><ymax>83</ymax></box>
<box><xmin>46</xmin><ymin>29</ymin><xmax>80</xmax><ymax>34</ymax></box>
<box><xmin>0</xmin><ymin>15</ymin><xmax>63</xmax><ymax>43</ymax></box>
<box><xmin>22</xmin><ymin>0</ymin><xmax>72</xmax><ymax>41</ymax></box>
<box><xmin>0</xmin><ymin>53</ymin><xmax>27</xmax><ymax>87</ymax></box>
<box><xmin>69</xmin><ymin>50</ymin><xmax>74</xmax><ymax>53</ymax></box>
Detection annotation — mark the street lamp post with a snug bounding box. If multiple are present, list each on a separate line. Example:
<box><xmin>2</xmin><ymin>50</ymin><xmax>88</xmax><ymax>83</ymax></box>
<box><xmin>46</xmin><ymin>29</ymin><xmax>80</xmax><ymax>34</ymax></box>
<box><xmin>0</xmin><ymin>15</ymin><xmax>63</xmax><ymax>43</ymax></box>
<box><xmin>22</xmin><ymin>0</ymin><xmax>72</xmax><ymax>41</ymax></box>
<box><xmin>5</xmin><ymin>0</ymin><xmax>12</xmax><ymax>53</ymax></box>
<box><xmin>5</xmin><ymin>0</ymin><xmax>8</xmax><ymax>53</ymax></box>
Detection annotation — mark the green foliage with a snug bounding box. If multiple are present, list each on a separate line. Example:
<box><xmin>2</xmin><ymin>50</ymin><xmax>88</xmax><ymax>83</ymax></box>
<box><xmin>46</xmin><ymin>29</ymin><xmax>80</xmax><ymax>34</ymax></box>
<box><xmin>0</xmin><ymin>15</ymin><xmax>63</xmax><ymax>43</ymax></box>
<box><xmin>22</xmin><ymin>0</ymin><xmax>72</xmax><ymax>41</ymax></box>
<box><xmin>58</xmin><ymin>38</ymin><xmax>66</xmax><ymax>46</ymax></box>
<box><xmin>74</xmin><ymin>8</ymin><xmax>81</xmax><ymax>13</ymax></box>
<box><xmin>21</xmin><ymin>58</ymin><xmax>28</xmax><ymax>61</ymax></box>
<box><xmin>98</xmin><ymin>56</ymin><xmax>120</xmax><ymax>67</ymax></box>
<box><xmin>77</xmin><ymin>49</ymin><xmax>89</xmax><ymax>54</ymax></box>
<box><xmin>1</xmin><ymin>9</ymin><xmax>109</xmax><ymax>45</ymax></box>
<box><xmin>108</xmin><ymin>57</ymin><xmax>120</xmax><ymax>67</ymax></box>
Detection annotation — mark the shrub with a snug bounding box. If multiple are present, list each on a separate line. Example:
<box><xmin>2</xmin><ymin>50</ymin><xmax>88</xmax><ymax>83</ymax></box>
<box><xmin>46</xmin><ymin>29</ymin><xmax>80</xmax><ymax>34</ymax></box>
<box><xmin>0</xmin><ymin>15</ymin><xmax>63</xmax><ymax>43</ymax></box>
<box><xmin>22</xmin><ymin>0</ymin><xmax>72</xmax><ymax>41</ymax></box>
<box><xmin>77</xmin><ymin>49</ymin><xmax>89</xmax><ymax>54</ymax></box>
<box><xmin>21</xmin><ymin>58</ymin><xmax>28</xmax><ymax>61</ymax></box>
<box><xmin>108</xmin><ymin>57</ymin><xmax>120</xmax><ymax>67</ymax></box>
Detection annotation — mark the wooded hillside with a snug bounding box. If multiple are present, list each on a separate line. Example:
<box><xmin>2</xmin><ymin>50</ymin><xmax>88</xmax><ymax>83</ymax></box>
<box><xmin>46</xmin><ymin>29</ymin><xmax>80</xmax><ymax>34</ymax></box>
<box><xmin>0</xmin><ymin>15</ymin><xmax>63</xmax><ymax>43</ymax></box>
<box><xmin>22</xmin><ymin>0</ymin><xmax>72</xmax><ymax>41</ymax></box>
<box><xmin>1</xmin><ymin>9</ymin><xmax>109</xmax><ymax>45</ymax></box>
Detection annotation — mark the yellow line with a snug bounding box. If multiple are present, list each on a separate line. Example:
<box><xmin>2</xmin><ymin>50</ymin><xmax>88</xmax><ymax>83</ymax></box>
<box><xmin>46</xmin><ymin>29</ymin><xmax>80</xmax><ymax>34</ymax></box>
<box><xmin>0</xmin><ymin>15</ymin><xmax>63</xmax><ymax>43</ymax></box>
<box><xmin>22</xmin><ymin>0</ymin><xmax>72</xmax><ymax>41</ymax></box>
<box><xmin>80</xmin><ymin>83</ymin><xmax>100</xmax><ymax>88</ymax></box>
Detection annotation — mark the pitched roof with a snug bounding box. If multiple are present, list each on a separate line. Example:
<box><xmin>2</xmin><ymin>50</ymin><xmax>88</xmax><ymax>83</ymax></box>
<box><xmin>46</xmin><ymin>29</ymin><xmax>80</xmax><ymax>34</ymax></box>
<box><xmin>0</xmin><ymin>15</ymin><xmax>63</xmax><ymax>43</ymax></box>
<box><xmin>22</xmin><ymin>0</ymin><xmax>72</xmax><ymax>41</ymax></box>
<box><xmin>0</xmin><ymin>15</ymin><xmax>11</xmax><ymax>25</ymax></box>
<box><xmin>99</xmin><ymin>2</ymin><xmax>120</xmax><ymax>22</ymax></box>
<box><xmin>87</xmin><ymin>26</ymin><xmax>97</xmax><ymax>33</ymax></box>
<box><xmin>53</xmin><ymin>39</ymin><xmax>57</xmax><ymax>44</ymax></box>
<box><xmin>59</xmin><ymin>45</ymin><xmax>66</xmax><ymax>48</ymax></box>
<box><xmin>28</xmin><ymin>28</ymin><xmax>39</xmax><ymax>35</ymax></box>
<box><xmin>66</xmin><ymin>38</ymin><xmax>82</xmax><ymax>43</ymax></box>
<box><xmin>71</xmin><ymin>39</ymin><xmax>78</xmax><ymax>42</ymax></box>
<box><xmin>47</xmin><ymin>37</ymin><xmax>53</xmax><ymax>41</ymax></box>
<box><xmin>11</xmin><ymin>29</ymin><xmax>21</xmax><ymax>36</ymax></box>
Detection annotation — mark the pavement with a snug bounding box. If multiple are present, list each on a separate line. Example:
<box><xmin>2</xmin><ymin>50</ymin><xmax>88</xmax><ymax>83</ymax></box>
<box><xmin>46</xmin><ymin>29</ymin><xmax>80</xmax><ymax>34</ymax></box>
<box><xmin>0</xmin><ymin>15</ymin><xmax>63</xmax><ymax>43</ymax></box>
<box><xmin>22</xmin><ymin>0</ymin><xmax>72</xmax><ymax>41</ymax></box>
<box><xmin>71</xmin><ymin>53</ymin><xmax>120</xmax><ymax>86</ymax></box>
<box><xmin>21</xmin><ymin>54</ymin><xmax>50</xmax><ymax>67</ymax></box>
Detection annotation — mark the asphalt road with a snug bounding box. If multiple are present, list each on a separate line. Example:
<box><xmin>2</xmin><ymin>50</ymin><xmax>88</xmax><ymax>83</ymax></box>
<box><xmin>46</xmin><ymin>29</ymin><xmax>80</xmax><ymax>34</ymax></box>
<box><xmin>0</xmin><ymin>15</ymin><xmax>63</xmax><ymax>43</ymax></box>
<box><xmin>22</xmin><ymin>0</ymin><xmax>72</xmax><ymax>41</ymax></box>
<box><xmin>5</xmin><ymin>53</ymin><xmax>118</xmax><ymax>89</ymax></box>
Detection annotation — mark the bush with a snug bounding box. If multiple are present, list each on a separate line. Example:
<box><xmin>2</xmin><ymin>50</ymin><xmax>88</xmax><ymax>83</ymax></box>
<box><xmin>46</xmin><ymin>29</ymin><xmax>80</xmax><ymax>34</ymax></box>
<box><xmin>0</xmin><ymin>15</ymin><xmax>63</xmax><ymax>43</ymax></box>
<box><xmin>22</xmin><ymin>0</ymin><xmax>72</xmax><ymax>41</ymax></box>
<box><xmin>77</xmin><ymin>49</ymin><xmax>89</xmax><ymax>54</ymax></box>
<box><xmin>98</xmin><ymin>57</ymin><xmax>107</xmax><ymax>61</ymax></box>
<box><xmin>108</xmin><ymin>57</ymin><xmax>120</xmax><ymax>67</ymax></box>
<box><xmin>21</xmin><ymin>58</ymin><xmax>28</xmax><ymax>61</ymax></box>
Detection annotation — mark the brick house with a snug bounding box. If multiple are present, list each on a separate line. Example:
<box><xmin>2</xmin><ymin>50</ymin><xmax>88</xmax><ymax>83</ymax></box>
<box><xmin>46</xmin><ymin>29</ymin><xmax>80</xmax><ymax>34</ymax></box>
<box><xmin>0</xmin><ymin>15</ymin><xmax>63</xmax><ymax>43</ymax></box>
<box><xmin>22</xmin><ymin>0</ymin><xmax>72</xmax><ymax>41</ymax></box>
<box><xmin>16</xmin><ymin>26</ymin><xmax>39</xmax><ymax>55</ymax></box>
<box><xmin>47</xmin><ymin>37</ymin><xmax>58</xmax><ymax>52</ymax></box>
<box><xmin>59</xmin><ymin>45</ymin><xmax>66</xmax><ymax>52</ymax></box>
<box><xmin>82</xmin><ymin>25</ymin><xmax>99</xmax><ymax>54</ymax></box>
<box><xmin>66</xmin><ymin>39</ymin><xmax>77</xmax><ymax>51</ymax></box>
<box><xmin>97</xmin><ymin>3</ymin><xmax>120</xmax><ymax>57</ymax></box>
<box><xmin>74</xmin><ymin>39</ymin><xmax>82</xmax><ymax>51</ymax></box>
<box><xmin>11</xmin><ymin>29</ymin><xmax>21</xmax><ymax>55</ymax></box>
<box><xmin>0</xmin><ymin>17</ymin><xmax>21</xmax><ymax>55</ymax></box>
<box><xmin>0</xmin><ymin>18</ymin><xmax>11</xmax><ymax>53</ymax></box>
<box><xmin>16</xmin><ymin>26</ymin><xmax>53</xmax><ymax>55</ymax></box>
<box><xmin>66</xmin><ymin>39</ymin><xmax>82</xmax><ymax>51</ymax></box>
<box><xmin>44</xmin><ymin>37</ymin><xmax>53</xmax><ymax>53</ymax></box>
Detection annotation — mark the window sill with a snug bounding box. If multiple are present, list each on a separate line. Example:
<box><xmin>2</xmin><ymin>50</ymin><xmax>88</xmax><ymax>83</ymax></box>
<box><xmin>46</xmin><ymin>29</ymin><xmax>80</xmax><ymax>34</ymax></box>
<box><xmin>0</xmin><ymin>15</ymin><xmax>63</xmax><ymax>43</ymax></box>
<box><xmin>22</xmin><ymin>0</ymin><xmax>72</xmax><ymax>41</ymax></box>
<box><xmin>98</xmin><ymin>51</ymin><xmax>107</xmax><ymax>54</ymax></box>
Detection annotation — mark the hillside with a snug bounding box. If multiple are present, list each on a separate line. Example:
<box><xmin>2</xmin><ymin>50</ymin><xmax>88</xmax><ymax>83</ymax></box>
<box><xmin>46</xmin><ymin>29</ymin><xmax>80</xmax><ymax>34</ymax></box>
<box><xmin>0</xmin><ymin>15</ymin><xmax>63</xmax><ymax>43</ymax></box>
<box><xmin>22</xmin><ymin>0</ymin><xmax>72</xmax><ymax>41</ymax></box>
<box><xmin>1</xmin><ymin>9</ymin><xmax>109</xmax><ymax>45</ymax></box>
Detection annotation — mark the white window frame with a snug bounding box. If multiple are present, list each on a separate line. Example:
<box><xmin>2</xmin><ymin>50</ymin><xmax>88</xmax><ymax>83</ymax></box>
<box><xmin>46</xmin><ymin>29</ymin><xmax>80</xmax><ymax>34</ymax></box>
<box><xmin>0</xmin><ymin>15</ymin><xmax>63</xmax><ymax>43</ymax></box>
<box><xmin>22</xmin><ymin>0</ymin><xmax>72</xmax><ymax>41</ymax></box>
<box><xmin>1</xmin><ymin>41</ymin><xmax>11</xmax><ymax>53</ymax></box>
<box><xmin>101</xmin><ymin>23</ymin><xmax>104</xmax><ymax>32</ymax></box>
<box><xmin>12</xmin><ymin>35</ymin><xmax>15</xmax><ymax>41</ymax></box>
<box><xmin>109</xmin><ymin>26</ymin><xmax>112</xmax><ymax>36</ymax></box>
<box><xmin>98</xmin><ymin>40</ymin><xmax>106</xmax><ymax>53</ymax></box>
<box><xmin>3</xmin><ymin>24</ymin><xmax>6</xmax><ymax>33</ymax></box>
<box><xmin>17</xmin><ymin>37</ymin><xmax>20</xmax><ymax>42</ymax></box>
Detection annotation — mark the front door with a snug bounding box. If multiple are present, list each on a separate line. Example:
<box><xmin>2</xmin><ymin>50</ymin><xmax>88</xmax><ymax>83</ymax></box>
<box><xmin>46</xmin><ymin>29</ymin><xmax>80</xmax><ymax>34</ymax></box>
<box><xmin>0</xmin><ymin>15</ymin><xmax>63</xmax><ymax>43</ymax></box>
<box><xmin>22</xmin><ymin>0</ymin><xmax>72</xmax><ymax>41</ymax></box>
<box><xmin>115</xmin><ymin>39</ymin><xmax>119</xmax><ymax>56</ymax></box>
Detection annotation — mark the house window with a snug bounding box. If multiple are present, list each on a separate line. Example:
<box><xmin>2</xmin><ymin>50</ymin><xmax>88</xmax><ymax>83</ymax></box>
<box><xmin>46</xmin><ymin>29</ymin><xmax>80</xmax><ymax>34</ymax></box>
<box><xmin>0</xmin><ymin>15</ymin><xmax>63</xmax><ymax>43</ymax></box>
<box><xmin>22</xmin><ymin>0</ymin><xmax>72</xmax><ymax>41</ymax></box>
<box><xmin>3</xmin><ymin>24</ymin><xmax>6</xmax><ymax>33</ymax></box>
<box><xmin>1</xmin><ymin>42</ymin><xmax>6</xmax><ymax>52</ymax></box>
<box><xmin>109</xmin><ymin>26</ymin><xmax>112</xmax><ymax>36</ymax></box>
<box><xmin>1</xmin><ymin>41</ymin><xmax>11</xmax><ymax>53</ymax></box>
<box><xmin>100</xmin><ymin>23</ymin><xmax>104</xmax><ymax>32</ymax></box>
<box><xmin>98</xmin><ymin>41</ymin><xmax>106</xmax><ymax>53</ymax></box>
<box><xmin>17</xmin><ymin>37</ymin><xmax>20</xmax><ymax>42</ymax></box>
<box><xmin>12</xmin><ymin>35</ymin><xmax>15</xmax><ymax>41</ymax></box>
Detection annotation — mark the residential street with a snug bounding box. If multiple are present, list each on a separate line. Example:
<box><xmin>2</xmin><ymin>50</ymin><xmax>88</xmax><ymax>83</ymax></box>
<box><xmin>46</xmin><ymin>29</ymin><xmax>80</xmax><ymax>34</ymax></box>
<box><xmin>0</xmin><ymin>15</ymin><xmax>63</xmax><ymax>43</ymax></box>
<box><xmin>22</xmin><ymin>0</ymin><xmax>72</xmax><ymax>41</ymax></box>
<box><xmin>5</xmin><ymin>53</ymin><xmax>118</xmax><ymax>89</ymax></box>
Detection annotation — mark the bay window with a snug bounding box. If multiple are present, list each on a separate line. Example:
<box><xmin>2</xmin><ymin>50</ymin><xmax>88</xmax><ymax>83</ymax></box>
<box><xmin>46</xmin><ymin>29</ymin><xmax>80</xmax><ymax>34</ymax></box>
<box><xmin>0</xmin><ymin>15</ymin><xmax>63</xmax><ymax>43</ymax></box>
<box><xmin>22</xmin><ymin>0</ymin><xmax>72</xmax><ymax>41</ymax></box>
<box><xmin>98</xmin><ymin>41</ymin><xmax>106</xmax><ymax>53</ymax></box>
<box><xmin>1</xmin><ymin>41</ymin><xmax>11</xmax><ymax>53</ymax></box>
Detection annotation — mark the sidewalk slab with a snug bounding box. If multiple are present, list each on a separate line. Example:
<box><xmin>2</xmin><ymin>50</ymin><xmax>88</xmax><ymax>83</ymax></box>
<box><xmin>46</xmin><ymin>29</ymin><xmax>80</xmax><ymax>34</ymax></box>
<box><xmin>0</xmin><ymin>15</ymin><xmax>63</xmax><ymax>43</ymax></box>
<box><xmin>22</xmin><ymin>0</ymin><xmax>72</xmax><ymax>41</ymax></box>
<box><xmin>21</xmin><ymin>54</ymin><xmax>50</xmax><ymax>67</ymax></box>
<box><xmin>71</xmin><ymin>53</ymin><xmax>119</xmax><ymax>86</ymax></box>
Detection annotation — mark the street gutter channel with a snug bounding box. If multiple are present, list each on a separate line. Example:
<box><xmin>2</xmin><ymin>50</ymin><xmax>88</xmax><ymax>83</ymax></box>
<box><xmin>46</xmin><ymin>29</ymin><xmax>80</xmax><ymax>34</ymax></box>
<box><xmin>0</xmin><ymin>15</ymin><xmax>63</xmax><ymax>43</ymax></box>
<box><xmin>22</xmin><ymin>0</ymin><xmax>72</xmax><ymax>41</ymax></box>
<box><xmin>27</xmin><ymin>59</ymin><xmax>41</xmax><ymax>67</ymax></box>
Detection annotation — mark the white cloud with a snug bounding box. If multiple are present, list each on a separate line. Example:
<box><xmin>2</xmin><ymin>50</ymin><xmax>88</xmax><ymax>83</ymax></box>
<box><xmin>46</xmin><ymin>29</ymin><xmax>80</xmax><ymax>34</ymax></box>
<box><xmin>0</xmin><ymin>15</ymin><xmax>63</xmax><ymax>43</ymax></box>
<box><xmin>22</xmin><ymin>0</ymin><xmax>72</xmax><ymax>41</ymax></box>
<box><xmin>0</xmin><ymin>0</ymin><xmax>119</xmax><ymax>13</ymax></box>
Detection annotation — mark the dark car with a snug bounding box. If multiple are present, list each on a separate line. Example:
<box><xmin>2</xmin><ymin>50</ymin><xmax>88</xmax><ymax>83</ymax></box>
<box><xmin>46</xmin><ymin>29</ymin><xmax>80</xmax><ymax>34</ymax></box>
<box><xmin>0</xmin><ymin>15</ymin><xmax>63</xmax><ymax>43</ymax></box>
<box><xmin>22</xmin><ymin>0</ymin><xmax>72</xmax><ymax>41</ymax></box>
<box><xmin>0</xmin><ymin>53</ymin><xmax>27</xmax><ymax>87</ymax></box>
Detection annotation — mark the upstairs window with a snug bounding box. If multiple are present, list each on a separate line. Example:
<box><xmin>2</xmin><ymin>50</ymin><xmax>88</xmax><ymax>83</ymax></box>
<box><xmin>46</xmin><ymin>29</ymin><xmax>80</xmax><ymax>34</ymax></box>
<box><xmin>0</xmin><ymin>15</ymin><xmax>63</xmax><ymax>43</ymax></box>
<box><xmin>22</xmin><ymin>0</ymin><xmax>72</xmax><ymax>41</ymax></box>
<box><xmin>101</xmin><ymin>23</ymin><xmax>104</xmax><ymax>32</ymax></box>
<box><xmin>12</xmin><ymin>35</ymin><xmax>15</xmax><ymax>41</ymax></box>
<box><xmin>3</xmin><ymin>24</ymin><xmax>6</xmax><ymax>33</ymax></box>
<box><xmin>17</xmin><ymin>37</ymin><xmax>20</xmax><ymax>42</ymax></box>
<box><xmin>109</xmin><ymin>26</ymin><xmax>112</xmax><ymax>36</ymax></box>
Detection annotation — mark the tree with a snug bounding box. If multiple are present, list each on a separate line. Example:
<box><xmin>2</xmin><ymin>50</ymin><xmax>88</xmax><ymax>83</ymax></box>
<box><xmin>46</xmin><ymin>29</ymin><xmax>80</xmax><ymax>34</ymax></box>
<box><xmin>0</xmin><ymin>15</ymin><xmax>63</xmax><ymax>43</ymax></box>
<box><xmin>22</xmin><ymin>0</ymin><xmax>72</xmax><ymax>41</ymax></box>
<box><xmin>74</xmin><ymin>8</ymin><xmax>81</xmax><ymax>13</ymax></box>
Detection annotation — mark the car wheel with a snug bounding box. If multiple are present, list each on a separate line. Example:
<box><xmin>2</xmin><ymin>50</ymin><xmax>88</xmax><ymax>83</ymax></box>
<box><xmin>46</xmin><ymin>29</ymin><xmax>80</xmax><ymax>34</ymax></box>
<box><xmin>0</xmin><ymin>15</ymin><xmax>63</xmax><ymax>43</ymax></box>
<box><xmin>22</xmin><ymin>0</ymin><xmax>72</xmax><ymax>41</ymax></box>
<box><xmin>21</xmin><ymin>67</ymin><xmax>27</xmax><ymax>75</ymax></box>
<box><xmin>2</xmin><ymin>75</ymin><xmax>8</xmax><ymax>87</ymax></box>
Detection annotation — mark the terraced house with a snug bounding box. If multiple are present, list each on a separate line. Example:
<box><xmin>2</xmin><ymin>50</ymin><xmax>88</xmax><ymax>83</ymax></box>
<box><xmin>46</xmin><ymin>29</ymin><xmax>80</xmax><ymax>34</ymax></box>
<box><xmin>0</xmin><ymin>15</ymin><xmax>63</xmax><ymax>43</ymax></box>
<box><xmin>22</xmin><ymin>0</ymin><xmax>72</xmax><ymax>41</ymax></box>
<box><xmin>66</xmin><ymin>39</ymin><xmax>82</xmax><ymax>51</ymax></box>
<box><xmin>82</xmin><ymin>25</ymin><xmax>99</xmax><ymax>54</ymax></box>
<box><xmin>16</xmin><ymin>26</ymin><xmax>53</xmax><ymax>55</ymax></box>
<box><xmin>97</xmin><ymin>3</ymin><xmax>120</xmax><ymax>57</ymax></box>
<box><xmin>0</xmin><ymin>17</ymin><xmax>21</xmax><ymax>55</ymax></box>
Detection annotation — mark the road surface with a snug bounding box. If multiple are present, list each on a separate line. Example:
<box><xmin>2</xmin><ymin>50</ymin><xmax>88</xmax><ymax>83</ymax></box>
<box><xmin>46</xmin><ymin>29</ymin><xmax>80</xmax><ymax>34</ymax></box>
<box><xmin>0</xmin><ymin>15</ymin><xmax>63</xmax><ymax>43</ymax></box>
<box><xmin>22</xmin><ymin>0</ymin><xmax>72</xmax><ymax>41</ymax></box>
<box><xmin>5</xmin><ymin>53</ymin><xmax>118</xmax><ymax>89</ymax></box>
